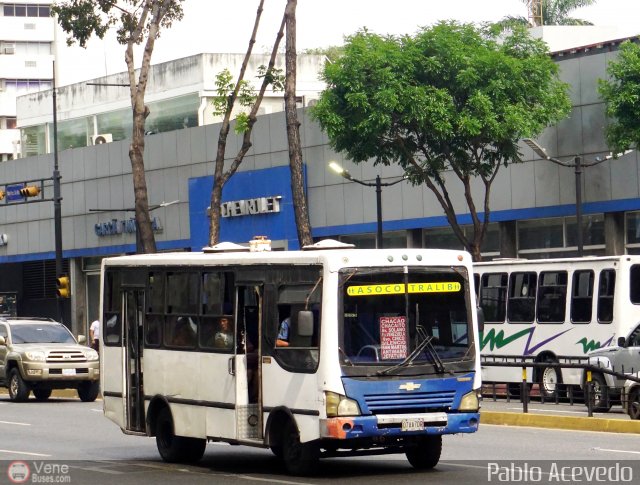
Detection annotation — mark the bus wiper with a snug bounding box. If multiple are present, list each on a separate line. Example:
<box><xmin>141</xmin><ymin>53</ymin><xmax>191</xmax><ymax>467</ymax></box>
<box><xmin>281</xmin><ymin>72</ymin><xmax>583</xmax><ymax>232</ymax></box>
<box><xmin>377</xmin><ymin>335</ymin><xmax>436</xmax><ymax>376</ymax></box>
<box><xmin>338</xmin><ymin>347</ymin><xmax>353</xmax><ymax>366</ymax></box>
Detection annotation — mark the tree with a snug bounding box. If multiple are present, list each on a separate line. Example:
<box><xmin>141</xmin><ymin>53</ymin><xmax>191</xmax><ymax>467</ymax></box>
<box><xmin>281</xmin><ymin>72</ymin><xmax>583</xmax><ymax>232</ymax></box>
<box><xmin>492</xmin><ymin>0</ymin><xmax>596</xmax><ymax>33</ymax></box>
<box><xmin>311</xmin><ymin>23</ymin><xmax>571</xmax><ymax>261</ymax></box>
<box><xmin>53</xmin><ymin>0</ymin><xmax>185</xmax><ymax>253</ymax></box>
<box><xmin>599</xmin><ymin>41</ymin><xmax>640</xmax><ymax>153</ymax></box>
<box><xmin>208</xmin><ymin>1</ymin><xmax>285</xmax><ymax>246</ymax></box>
<box><xmin>284</xmin><ymin>0</ymin><xmax>312</xmax><ymax>248</ymax></box>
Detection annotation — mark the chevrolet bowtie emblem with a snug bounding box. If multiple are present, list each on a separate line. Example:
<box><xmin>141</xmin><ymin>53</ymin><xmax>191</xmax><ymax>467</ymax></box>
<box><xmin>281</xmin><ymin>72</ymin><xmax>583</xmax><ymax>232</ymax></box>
<box><xmin>399</xmin><ymin>382</ymin><xmax>421</xmax><ymax>391</ymax></box>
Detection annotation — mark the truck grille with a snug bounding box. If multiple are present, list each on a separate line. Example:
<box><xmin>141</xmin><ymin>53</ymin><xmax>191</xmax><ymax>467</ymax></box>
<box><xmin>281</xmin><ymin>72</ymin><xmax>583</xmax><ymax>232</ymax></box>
<box><xmin>46</xmin><ymin>350</ymin><xmax>87</xmax><ymax>362</ymax></box>
<box><xmin>364</xmin><ymin>390</ymin><xmax>456</xmax><ymax>414</ymax></box>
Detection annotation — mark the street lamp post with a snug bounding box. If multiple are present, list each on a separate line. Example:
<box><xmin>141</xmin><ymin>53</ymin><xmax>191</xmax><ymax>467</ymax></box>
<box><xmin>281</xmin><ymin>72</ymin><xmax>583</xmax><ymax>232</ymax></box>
<box><xmin>523</xmin><ymin>139</ymin><xmax>631</xmax><ymax>257</ymax></box>
<box><xmin>52</xmin><ymin>61</ymin><xmax>64</xmax><ymax>323</ymax></box>
<box><xmin>329</xmin><ymin>162</ymin><xmax>406</xmax><ymax>249</ymax></box>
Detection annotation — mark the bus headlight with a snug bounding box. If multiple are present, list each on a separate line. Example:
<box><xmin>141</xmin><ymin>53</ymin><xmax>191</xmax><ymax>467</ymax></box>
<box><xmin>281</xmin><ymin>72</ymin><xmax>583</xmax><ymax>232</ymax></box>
<box><xmin>458</xmin><ymin>390</ymin><xmax>480</xmax><ymax>412</ymax></box>
<box><xmin>25</xmin><ymin>351</ymin><xmax>45</xmax><ymax>362</ymax></box>
<box><xmin>325</xmin><ymin>391</ymin><xmax>361</xmax><ymax>417</ymax></box>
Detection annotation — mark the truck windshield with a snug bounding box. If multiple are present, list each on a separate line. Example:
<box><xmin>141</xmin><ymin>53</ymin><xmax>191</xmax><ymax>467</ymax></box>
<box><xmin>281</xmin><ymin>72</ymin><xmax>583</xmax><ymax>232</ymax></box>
<box><xmin>339</xmin><ymin>267</ymin><xmax>474</xmax><ymax>375</ymax></box>
<box><xmin>10</xmin><ymin>323</ymin><xmax>76</xmax><ymax>344</ymax></box>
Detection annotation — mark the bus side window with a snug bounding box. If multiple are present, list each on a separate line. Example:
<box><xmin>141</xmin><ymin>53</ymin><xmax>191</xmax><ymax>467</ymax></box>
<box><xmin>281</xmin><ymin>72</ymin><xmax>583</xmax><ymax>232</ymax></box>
<box><xmin>597</xmin><ymin>269</ymin><xmax>615</xmax><ymax>324</ymax></box>
<box><xmin>537</xmin><ymin>271</ymin><xmax>567</xmax><ymax>323</ymax></box>
<box><xmin>480</xmin><ymin>273</ymin><xmax>507</xmax><ymax>323</ymax></box>
<box><xmin>630</xmin><ymin>265</ymin><xmax>640</xmax><ymax>305</ymax></box>
<box><xmin>570</xmin><ymin>270</ymin><xmax>594</xmax><ymax>323</ymax></box>
<box><xmin>507</xmin><ymin>271</ymin><xmax>536</xmax><ymax>323</ymax></box>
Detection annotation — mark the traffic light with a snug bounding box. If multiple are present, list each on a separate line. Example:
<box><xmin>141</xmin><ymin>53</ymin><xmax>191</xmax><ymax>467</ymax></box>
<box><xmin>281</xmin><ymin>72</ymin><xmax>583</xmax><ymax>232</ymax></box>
<box><xmin>19</xmin><ymin>185</ymin><xmax>40</xmax><ymax>197</ymax></box>
<box><xmin>56</xmin><ymin>275</ymin><xmax>70</xmax><ymax>298</ymax></box>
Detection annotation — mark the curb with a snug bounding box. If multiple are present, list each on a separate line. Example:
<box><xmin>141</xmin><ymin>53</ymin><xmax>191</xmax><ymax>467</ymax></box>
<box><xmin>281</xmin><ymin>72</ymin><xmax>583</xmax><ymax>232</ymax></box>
<box><xmin>481</xmin><ymin>411</ymin><xmax>640</xmax><ymax>434</ymax></box>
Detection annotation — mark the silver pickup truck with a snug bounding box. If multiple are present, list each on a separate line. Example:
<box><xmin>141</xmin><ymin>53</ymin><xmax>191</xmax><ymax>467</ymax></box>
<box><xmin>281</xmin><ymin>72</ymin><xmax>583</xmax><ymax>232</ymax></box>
<box><xmin>586</xmin><ymin>323</ymin><xmax>640</xmax><ymax>412</ymax></box>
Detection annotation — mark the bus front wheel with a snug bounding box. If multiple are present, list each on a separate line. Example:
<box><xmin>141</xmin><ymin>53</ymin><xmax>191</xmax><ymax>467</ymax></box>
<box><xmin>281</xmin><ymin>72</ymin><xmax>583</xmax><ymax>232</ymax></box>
<box><xmin>405</xmin><ymin>435</ymin><xmax>442</xmax><ymax>470</ymax></box>
<box><xmin>155</xmin><ymin>407</ymin><xmax>206</xmax><ymax>464</ymax></box>
<box><xmin>281</xmin><ymin>420</ymin><xmax>319</xmax><ymax>475</ymax></box>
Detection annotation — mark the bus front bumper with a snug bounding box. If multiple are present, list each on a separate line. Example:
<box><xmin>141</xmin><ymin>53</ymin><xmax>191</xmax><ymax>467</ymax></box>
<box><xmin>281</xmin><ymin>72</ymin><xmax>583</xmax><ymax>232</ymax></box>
<box><xmin>320</xmin><ymin>412</ymin><xmax>480</xmax><ymax>440</ymax></box>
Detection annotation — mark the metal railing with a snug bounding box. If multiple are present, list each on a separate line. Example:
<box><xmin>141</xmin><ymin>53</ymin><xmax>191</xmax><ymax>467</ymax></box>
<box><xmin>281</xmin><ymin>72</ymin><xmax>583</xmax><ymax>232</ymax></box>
<box><xmin>481</xmin><ymin>355</ymin><xmax>640</xmax><ymax>417</ymax></box>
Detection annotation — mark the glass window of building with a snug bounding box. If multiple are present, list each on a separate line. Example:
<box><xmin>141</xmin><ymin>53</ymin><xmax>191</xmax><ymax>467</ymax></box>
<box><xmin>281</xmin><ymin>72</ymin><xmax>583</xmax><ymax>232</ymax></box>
<box><xmin>339</xmin><ymin>231</ymin><xmax>407</xmax><ymax>249</ymax></box>
<box><xmin>423</xmin><ymin>223</ymin><xmax>499</xmax><ymax>255</ymax></box>
<box><xmin>21</xmin><ymin>124</ymin><xmax>46</xmax><ymax>157</ymax></box>
<box><xmin>146</xmin><ymin>94</ymin><xmax>200</xmax><ymax>133</ymax></box>
<box><xmin>518</xmin><ymin>215</ymin><xmax>605</xmax><ymax>258</ymax></box>
<box><xmin>626</xmin><ymin>211</ymin><xmax>640</xmax><ymax>254</ymax></box>
<box><xmin>53</xmin><ymin>117</ymin><xmax>91</xmax><ymax>151</ymax></box>
<box><xmin>97</xmin><ymin>108</ymin><xmax>133</xmax><ymax>142</ymax></box>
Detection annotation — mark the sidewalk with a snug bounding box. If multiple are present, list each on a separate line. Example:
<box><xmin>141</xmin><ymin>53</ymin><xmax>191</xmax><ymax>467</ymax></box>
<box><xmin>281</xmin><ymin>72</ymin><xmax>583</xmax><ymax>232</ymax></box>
<box><xmin>481</xmin><ymin>397</ymin><xmax>640</xmax><ymax>434</ymax></box>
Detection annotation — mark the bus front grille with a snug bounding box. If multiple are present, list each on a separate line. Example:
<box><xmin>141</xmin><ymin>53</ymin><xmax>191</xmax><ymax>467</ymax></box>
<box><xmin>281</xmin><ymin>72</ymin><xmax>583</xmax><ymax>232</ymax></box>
<box><xmin>363</xmin><ymin>390</ymin><xmax>456</xmax><ymax>414</ymax></box>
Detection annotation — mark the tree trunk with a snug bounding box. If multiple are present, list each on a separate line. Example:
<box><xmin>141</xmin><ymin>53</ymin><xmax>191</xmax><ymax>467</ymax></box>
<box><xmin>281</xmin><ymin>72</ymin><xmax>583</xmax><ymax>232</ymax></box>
<box><xmin>284</xmin><ymin>0</ymin><xmax>312</xmax><ymax>248</ymax></box>
<box><xmin>208</xmin><ymin>1</ymin><xmax>286</xmax><ymax>246</ymax></box>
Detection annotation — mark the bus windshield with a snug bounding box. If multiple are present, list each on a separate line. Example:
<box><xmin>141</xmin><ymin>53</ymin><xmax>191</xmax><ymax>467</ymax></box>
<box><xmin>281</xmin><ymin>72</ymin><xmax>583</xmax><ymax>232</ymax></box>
<box><xmin>339</xmin><ymin>266</ymin><xmax>474</xmax><ymax>375</ymax></box>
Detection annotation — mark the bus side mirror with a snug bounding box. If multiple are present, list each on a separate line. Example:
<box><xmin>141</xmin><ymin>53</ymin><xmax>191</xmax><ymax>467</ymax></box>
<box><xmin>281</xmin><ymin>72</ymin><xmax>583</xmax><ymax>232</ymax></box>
<box><xmin>476</xmin><ymin>307</ymin><xmax>485</xmax><ymax>334</ymax></box>
<box><xmin>617</xmin><ymin>336</ymin><xmax>626</xmax><ymax>348</ymax></box>
<box><xmin>297</xmin><ymin>311</ymin><xmax>314</xmax><ymax>337</ymax></box>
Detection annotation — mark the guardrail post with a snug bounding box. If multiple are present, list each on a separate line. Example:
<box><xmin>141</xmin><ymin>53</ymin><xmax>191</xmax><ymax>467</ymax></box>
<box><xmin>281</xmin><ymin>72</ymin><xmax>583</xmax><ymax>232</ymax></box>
<box><xmin>586</xmin><ymin>370</ymin><xmax>593</xmax><ymax>417</ymax></box>
<box><xmin>522</xmin><ymin>366</ymin><xmax>528</xmax><ymax>413</ymax></box>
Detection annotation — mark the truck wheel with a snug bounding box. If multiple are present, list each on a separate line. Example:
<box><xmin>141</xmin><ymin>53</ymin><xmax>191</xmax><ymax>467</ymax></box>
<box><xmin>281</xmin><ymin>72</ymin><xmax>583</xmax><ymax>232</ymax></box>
<box><xmin>77</xmin><ymin>381</ymin><xmax>100</xmax><ymax>402</ymax></box>
<box><xmin>588</xmin><ymin>373</ymin><xmax>611</xmax><ymax>412</ymax></box>
<box><xmin>406</xmin><ymin>435</ymin><xmax>442</xmax><ymax>470</ymax></box>
<box><xmin>33</xmin><ymin>388</ymin><xmax>52</xmax><ymax>401</ymax></box>
<box><xmin>8</xmin><ymin>368</ymin><xmax>30</xmax><ymax>402</ymax></box>
<box><xmin>155</xmin><ymin>407</ymin><xmax>206</xmax><ymax>463</ymax></box>
<box><xmin>282</xmin><ymin>419</ymin><xmax>319</xmax><ymax>475</ymax></box>
<box><xmin>629</xmin><ymin>388</ymin><xmax>640</xmax><ymax>420</ymax></box>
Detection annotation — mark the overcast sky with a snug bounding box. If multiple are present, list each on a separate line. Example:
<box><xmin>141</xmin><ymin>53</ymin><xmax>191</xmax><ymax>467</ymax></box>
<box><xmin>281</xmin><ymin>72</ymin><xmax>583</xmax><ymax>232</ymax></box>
<box><xmin>57</xmin><ymin>0</ymin><xmax>640</xmax><ymax>85</ymax></box>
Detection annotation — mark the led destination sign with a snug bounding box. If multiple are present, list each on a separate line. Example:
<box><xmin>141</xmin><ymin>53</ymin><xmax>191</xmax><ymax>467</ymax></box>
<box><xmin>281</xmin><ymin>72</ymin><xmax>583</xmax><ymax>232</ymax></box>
<box><xmin>347</xmin><ymin>282</ymin><xmax>461</xmax><ymax>296</ymax></box>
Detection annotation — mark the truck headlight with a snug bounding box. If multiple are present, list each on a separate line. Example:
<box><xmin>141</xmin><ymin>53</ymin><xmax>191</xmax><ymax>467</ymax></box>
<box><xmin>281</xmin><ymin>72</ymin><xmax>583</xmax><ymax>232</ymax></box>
<box><xmin>25</xmin><ymin>351</ymin><xmax>45</xmax><ymax>362</ymax></box>
<box><xmin>85</xmin><ymin>349</ymin><xmax>99</xmax><ymax>361</ymax></box>
<box><xmin>325</xmin><ymin>391</ymin><xmax>361</xmax><ymax>417</ymax></box>
<box><xmin>459</xmin><ymin>390</ymin><xmax>480</xmax><ymax>412</ymax></box>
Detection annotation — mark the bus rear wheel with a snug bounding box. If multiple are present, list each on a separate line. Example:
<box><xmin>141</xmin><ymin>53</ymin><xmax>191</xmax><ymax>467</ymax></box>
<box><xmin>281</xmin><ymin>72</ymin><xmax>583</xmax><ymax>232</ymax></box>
<box><xmin>281</xmin><ymin>420</ymin><xmax>319</xmax><ymax>475</ymax></box>
<box><xmin>538</xmin><ymin>358</ymin><xmax>561</xmax><ymax>400</ymax></box>
<box><xmin>155</xmin><ymin>407</ymin><xmax>206</xmax><ymax>464</ymax></box>
<box><xmin>405</xmin><ymin>435</ymin><xmax>442</xmax><ymax>470</ymax></box>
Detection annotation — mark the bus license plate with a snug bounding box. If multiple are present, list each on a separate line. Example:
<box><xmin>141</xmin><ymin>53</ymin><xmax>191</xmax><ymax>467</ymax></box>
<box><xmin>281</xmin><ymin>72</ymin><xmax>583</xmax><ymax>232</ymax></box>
<box><xmin>62</xmin><ymin>369</ymin><xmax>76</xmax><ymax>376</ymax></box>
<box><xmin>401</xmin><ymin>418</ymin><xmax>424</xmax><ymax>432</ymax></box>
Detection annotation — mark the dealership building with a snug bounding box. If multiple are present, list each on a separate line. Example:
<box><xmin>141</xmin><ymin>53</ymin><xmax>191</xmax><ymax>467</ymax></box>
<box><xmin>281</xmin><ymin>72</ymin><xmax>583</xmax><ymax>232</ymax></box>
<box><xmin>1</xmin><ymin>29</ymin><xmax>640</xmax><ymax>336</ymax></box>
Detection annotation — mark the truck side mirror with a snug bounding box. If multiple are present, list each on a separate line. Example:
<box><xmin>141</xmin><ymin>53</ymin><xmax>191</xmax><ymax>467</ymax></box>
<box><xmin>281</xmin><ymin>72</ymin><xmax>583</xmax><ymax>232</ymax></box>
<box><xmin>0</xmin><ymin>336</ymin><xmax>5</xmax><ymax>346</ymax></box>
<box><xmin>476</xmin><ymin>307</ymin><xmax>485</xmax><ymax>334</ymax></box>
<box><xmin>297</xmin><ymin>311</ymin><xmax>314</xmax><ymax>337</ymax></box>
<box><xmin>617</xmin><ymin>336</ymin><xmax>627</xmax><ymax>348</ymax></box>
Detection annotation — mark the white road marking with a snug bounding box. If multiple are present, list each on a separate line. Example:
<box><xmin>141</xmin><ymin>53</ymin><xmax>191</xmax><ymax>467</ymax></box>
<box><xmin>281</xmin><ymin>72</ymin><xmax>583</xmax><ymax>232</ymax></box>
<box><xmin>0</xmin><ymin>420</ymin><xmax>30</xmax><ymax>426</ymax></box>
<box><xmin>593</xmin><ymin>447</ymin><xmax>640</xmax><ymax>455</ymax></box>
<box><xmin>0</xmin><ymin>449</ymin><xmax>51</xmax><ymax>457</ymax></box>
<box><xmin>90</xmin><ymin>408</ymin><xmax>102</xmax><ymax>412</ymax></box>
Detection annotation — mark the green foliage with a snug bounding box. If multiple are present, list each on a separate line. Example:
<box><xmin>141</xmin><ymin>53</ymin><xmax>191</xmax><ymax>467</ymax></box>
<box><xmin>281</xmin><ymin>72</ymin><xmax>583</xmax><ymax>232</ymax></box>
<box><xmin>303</xmin><ymin>45</ymin><xmax>345</xmax><ymax>63</ymax></box>
<box><xmin>599</xmin><ymin>41</ymin><xmax>640</xmax><ymax>152</ymax></box>
<box><xmin>311</xmin><ymin>22</ymin><xmax>571</xmax><ymax>182</ymax></box>
<box><xmin>212</xmin><ymin>66</ymin><xmax>284</xmax><ymax>134</ymax></box>
<box><xmin>52</xmin><ymin>0</ymin><xmax>184</xmax><ymax>47</ymax></box>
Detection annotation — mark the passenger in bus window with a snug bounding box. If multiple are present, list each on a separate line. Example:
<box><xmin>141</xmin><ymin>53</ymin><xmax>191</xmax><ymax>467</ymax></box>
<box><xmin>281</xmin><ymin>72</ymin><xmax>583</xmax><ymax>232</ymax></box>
<box><xmin>276</xmin><ymin>316</ymin><xmax>290</xmax><ymax>347</ymax></box>
<box><xmin>173</xmin><ymin>317</ymin><xmax>196</xmax><ymax>347</ymax></box>
<box><xmin>214</xmin><ymin>316</ymin><xmax>234</xmax><ymax>349</ymax></box>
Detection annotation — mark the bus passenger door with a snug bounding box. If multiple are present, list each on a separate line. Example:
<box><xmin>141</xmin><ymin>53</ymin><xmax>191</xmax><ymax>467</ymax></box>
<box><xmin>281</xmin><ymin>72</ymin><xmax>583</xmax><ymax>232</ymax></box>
<box><xmin>123</xmin><ymin>288</ymin><xmax>145</xmax><ymax>433</ymax></box>
<box><xmin>235</xmin><ymin>285</ymin><xmax>263</xmax><ymax>441</ymax></box>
